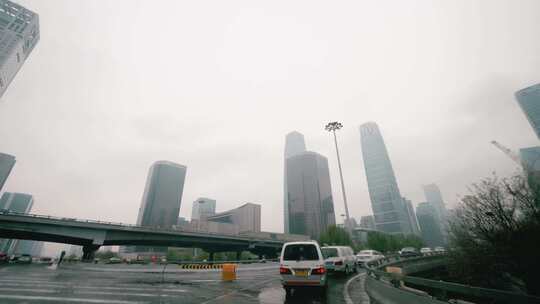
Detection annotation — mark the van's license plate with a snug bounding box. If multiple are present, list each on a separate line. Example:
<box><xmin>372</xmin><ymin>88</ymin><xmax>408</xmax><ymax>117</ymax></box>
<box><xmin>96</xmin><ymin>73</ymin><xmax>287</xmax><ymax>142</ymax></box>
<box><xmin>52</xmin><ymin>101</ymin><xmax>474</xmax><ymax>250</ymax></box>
<box><xmin>295</xmin><ymin>270</ymin><xmax>308</xmax><ymax>277</ymax></box>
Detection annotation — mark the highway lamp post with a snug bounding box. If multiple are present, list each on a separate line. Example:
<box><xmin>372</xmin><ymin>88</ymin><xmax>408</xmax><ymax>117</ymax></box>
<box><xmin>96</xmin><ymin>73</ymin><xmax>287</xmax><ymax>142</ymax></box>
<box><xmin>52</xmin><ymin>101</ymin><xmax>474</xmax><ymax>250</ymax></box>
<box><xmin>325</xmin><ymin>121</ymin><xmax>352</xmax><ymax>234</ymax></box>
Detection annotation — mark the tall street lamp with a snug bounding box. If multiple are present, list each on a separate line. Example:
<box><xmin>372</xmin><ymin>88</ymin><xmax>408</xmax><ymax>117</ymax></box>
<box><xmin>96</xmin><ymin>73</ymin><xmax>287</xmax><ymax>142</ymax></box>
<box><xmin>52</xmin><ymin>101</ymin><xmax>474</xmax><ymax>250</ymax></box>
<box><xmin>325</xmin><ymin>121</ymin><xmax>351</xmax><ymax>231</ymax></box>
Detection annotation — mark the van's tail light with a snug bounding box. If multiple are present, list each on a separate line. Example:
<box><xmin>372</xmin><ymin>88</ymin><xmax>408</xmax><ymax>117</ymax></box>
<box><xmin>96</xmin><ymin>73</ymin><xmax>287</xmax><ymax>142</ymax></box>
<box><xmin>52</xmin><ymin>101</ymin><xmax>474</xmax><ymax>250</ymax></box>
<box><xmin>312</xmin><ymin>267</ymin><xmax>326</xmax><ymax>275</ymax></box>
<box><xmin>279</xmin><ymin>266</ymin><xmax>292</xmax><ymax>274</ymax></box>
<box><xmin>335</xmin><ymin>260</ymin><xmax>343</xmax><ymax>266</ymax></box>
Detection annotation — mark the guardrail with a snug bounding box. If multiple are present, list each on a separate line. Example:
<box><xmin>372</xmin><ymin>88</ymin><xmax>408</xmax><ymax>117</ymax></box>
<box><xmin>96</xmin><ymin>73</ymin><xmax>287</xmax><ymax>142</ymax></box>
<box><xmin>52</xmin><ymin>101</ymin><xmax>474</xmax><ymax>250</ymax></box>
<box><xmin>364</xmin><ymin>254</ymin><xmax>540</xmax><ymax>304</ymax></box>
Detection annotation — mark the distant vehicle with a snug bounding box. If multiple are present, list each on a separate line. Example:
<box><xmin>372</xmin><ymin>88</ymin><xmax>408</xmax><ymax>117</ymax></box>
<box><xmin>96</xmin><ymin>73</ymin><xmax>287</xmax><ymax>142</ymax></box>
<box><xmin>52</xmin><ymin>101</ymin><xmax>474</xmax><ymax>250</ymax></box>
<box><xmin>321</xmin><ymin>246</ymin><xmax>356</xmax><ymax>274</ymax></box>
<box><xmin>399</xmin><ymin>247</ymin><xmax>421</xmax><ymax>258</ymax></box>
<box><xmin>0</xmin><ymin>209</ymin><xmax>9</xmax><ymax>214</ymax></box>
<box><xmin>0</xmin><ymin>252</ymin><xmax>8</xmax><ymax>264</ymax></box>
<box><xmin>11</xmin><ymin>254</ymin><xmax>32</xmax><ymax>264</ymax></box>
<box><xmin>279</xmin><ymin>241</ymin><xmax>328</xmax><ymax>296</ymax></box>
<box><xmin>38</xmin><ymin>257</ymin><xmax>53</xmax><ymax>265</ymax></box>
<box><xmin>106</xmin><ymin>257</ymin><xmax>122</xmax><ymax>264</ymax></box>
<box><xmin>420</xmin><ymin>247</ymin><xmax>433</xmax><ymax>255</ymax></box>
<box><xmin>434</xmin><ymin>246</ymin><xmax>446</xmax><ymax>253</ymax></box>
<box><xmin>356</xmin><ymin>250</ymin><xmax>385</xmax><ymax>267</ymax></box>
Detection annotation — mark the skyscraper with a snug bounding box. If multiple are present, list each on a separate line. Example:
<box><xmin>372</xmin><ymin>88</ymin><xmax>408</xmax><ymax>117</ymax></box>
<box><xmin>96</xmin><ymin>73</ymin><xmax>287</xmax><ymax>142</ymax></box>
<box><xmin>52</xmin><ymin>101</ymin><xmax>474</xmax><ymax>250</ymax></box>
<box><xmin>284</xmin><ymin>131</ymin><xmax>306</xmax><ymax>233</ymax></box>
<box><xmin>286</xmin><ymin>151</ymin><xmax>336</xmax><ymax>239</ymax></box>
<box><xmin>360</xmin><ymin>122</ymin><xmax>411</xmax><ymax>234</ymax></box>
<box><xmin>135</xmin><ymin>161</ymin><xmax>186</xmax><ymax>253</ymax></box>
<box><xmin>403</xmin><ymin>197</ymin><xmax>421</xmax><ymax>236</ymax></box>
<box><xmin>416</xmin><ymin>202</ymin><xmax>444</xmax><ymax>247</ymax></box>
<box><xmin>0</xmin><ymin>152</ymin><xmax>15</xmax><ymax>192</ymax></box>
<box><xmin>0</xmin><ymin>192</ymin><xmax>36</xmax><ymax>254</ymax></box>
<box><xmin>191</xmin><ymin>197</ymin><xmax>216</xmax><ymax>220</ymax></box>
<box><xmin>137</xmin><ymin>161</ymin><xmax>187</xmax><ymax>228</ymax></box>
<box><xmin>359</xmin><ymin>215</ymin><xmax>376</xmax><ymax>230</ymax></box>
<box><xmin>515</xmin><ymin>83</ymin><xmax>540</xmax><ymax>140</ymax></box>
<box><xmin>0</xmin><ymin>0</ymin><xmax>39</xmax><ymax>98</ymax></box>
<box><xmin>422</xmin><ymin>184</ymin><xmax>446</xmax><ymax>220</ymax></box>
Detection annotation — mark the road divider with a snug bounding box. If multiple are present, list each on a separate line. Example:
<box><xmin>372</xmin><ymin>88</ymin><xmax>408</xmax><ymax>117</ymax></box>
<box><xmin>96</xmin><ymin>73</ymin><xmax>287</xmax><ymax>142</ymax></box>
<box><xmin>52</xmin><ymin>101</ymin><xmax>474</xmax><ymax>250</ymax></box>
<box><xmin>179</xmin><ymin>264</ymin><xmax>224</xmax><ymax>269</ymax></box>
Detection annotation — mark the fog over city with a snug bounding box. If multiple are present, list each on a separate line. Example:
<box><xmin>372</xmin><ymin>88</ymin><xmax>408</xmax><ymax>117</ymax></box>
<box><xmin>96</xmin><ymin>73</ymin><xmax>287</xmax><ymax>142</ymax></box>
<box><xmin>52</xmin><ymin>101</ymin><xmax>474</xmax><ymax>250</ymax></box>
<box><xmin>1</xmin><ymin>0</ymin><xmax>539</xmax><ymax>240</ymax></box>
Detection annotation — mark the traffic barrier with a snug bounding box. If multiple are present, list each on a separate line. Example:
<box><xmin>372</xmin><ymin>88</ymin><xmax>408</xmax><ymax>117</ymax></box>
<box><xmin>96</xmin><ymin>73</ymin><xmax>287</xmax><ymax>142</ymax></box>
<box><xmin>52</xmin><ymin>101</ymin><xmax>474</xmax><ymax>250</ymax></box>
<box><xmin>179</xmin><ymin>263</ymin><xmax>224</xmax><ymax>269</ymax></box>
<box><xmin>221</xmin><ymin>263</ymin><xmax>237</xmax><ymax>281</ymax></box>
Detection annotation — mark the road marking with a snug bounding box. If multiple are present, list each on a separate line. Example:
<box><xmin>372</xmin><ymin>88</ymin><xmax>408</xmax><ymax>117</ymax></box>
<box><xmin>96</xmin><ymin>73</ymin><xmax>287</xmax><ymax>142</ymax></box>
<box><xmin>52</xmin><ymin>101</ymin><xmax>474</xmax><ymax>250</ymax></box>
<box><xmin>0</xmin><ymin>282</ymin><xmax>188</xmax><ymax>293</ymax></box>
<box><xmin>0</xmin><ymin>294</ymin><xmax>147</xmax><ymax>303</ymax></box>
<box><xmin>344</xmin><ymin>272</ymin><xmax>370</xmax><ymax>304</ymax></box>
<box><xmin>0</xmin><ymin>287</ymin><xmax>55</xmax><ymax>293</ymax></box>
<box><xmin>199</xmin><ymin>277</ymin><xmax>278</xmax><ymax>304</ymax></box>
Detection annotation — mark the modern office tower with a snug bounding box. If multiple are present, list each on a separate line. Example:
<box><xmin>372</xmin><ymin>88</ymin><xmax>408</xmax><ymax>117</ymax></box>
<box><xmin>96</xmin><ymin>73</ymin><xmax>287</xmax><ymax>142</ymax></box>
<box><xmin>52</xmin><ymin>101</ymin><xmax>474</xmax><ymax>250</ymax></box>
<box><xmin>359</xmin><ymin>215</ymin><xmax>376</xmax><ymax>230</ymax></box>
<box><xmin>515</xmin><ymin>83</ymin><xmax>540</xmax><ymax>140</ymax></box>
<box><xmin>403</xmin><ymin>197</ymin><xmax>421</xmax><ymax>236</ymax></box>
<box><xmin>206</xmin><ymin>203</ymin><xmax>261</xmax><ymax>233</ymax></box>
<box><xmin>0</xmin><ymin>192</ymin><xmax>35</xmax><ymax>254</ymax></box>
<box><xmin>14</xmin><ymin>239</ymin><xmax>42</xmax><ymax>256</ymax></box>
<box><xmin>416</xmin><ymin>202</ymin><xmax>444</xmax><ymax>247</ymax></box>
<box><xmin>422</xmin><ymin>184</ymin><xmax>446</xmax><ymax>218</ymax></box>
<box><xmin>519</xmin><ymin>146</ymin><xmax>540</xmax><ymax>185</ymax></box>
<box><xmin>360</xmin><ymin>122</ymin><xmax>411</xmax><ymax>234</ymax></box>
<box><xmin>136</xmin><ymin>161</ymin><xmax>187</xmax><ymax>253</ymax></box>
<box><xmin>0</xmin><ymin>153</ymin><xmax>15</xmax><ymax>192</ymax></box>
<box><xmin>286</xmin><ymin>151</ymin><xmax>336</xmax><ymax>239</ymax></box>
<box><xmin>0</xmin><ymin>0</ymin><xmax>39</xmax><ymax>98</ymax></box>
<box><xmin>284</xmin><ymin>131</ymin><xmax>307</xmax><ymax>233</ymax></box>
<box><xmin>191</xmin><ymin>197</ymin><xmax>216</xmax><ymax>220</ymax></box>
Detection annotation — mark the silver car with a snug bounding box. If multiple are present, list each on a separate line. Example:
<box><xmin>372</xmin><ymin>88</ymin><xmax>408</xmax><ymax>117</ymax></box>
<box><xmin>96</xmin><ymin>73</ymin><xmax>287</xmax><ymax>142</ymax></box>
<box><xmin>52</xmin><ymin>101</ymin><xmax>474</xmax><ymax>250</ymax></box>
<box><xmin>280</xmin><ymin>241</ymin><xmax>328</xmax><ymax>296</ymax></box>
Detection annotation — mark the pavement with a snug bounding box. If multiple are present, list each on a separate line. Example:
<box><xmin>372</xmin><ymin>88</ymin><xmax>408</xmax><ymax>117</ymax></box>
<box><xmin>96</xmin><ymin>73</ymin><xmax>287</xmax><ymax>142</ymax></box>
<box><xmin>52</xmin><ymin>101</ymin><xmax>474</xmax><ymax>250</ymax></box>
<box><xmin>0</xmin><ymin>262</ymin><xmax>369</xmax><ymax>303</ymax></box>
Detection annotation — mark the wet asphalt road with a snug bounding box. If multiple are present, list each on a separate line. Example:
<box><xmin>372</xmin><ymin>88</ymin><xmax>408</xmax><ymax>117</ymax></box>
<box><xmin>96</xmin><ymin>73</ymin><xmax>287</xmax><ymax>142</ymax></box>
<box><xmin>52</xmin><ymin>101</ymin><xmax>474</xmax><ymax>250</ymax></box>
<box><xmin>0</xmin><ymin>262</ymin><xmax>365</xmax><ymax>303</ymax></box>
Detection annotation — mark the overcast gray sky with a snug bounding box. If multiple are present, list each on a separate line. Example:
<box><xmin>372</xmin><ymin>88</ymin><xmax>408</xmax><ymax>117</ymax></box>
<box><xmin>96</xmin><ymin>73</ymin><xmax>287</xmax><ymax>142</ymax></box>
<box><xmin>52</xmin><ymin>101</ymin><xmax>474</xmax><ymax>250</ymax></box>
<box><xmin>1</xmin><ymin>0</ymin><xmax>539</xmax><ymax>238</ymax></box>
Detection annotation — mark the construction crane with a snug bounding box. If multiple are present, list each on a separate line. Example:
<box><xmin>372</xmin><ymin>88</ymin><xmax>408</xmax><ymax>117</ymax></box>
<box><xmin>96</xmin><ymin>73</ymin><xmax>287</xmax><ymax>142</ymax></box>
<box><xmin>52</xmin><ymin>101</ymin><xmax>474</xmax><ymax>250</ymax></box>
<box><xmin>490</xmin><ymin>140</ymin><xmax>522</xmax><ymax>166</ymax></box>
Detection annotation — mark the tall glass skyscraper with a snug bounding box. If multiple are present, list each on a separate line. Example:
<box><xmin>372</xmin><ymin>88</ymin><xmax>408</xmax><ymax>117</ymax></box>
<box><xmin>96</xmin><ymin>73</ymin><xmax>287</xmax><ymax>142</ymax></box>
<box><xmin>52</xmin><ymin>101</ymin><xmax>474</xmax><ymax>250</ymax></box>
<box><xmin>137</xmin><ymin>161</ymin><xmax>187</xmax><ymax>228</ymax></box>
<box><xmin>0</xmin><ymin>0</ymin><xmax>39</xmax><ymax>98</ymax></box>
<box><xmin>403</xmin><ymin>197</ymin><xmax>421</xmax><ymax>236</ymax></box>
<box><xmin>515</xmin><ymin>83</ymin><xmax>540</xmax><ymax>140</ymax></box>
<box><xmin>286</xmin><ymin>151</ymin><xmax>336</xmax><ymax>239</ymax></box>
<box><xmin>360</xmin><ymin>122</ymin><xmax>411</xmax><ymax>234</ymax></box>
<box><xmin>283</xmin><ymin>131</ymin><xmax>306</xmax><ymax>233</ymax></box>
<box><xmin>0</xmin><ymin>192</ymin><xmax>35</xmax><ymax>254</ymax></box>
<box><xmin>135</xmin><ymin>161</ymin><xmax>187</xmax><ymax>253</ymax></box>
<box><xmin>0</xmin><ymin>152</ymin><xmax>15</xmax><ymax>192</ymax></box>
<box><xmin>416</xmin><ymin>202</ymin><xmax>444</xmax><ymax>247</ymax></box>
<box><xmin>422</xmin><ymin>184</ymin><xmax>446</xmax><ymax>219</ymax></box>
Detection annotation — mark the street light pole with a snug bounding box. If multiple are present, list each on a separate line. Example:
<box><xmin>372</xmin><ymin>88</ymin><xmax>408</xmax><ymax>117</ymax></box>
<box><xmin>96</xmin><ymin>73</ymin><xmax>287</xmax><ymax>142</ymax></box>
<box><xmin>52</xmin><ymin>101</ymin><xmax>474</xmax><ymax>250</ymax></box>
<box><xmin>325</xmin><ymin>122</ymin><xmax>351</xmax><ymax>231</ymax></box>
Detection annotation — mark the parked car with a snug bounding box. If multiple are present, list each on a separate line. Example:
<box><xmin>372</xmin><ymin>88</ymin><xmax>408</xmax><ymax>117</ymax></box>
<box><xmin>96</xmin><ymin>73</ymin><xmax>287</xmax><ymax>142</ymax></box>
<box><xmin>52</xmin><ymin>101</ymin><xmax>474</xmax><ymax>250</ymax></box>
<box><xmin>434</xmin><ymin>246</ymin><xmax>446</xmax><ymax>253</ymax></box>
<box><xmin>399</xmin><ymin>247</ymin><xmax>421</xmax><ymax>258</ymax></box>
<box><xmin>420</xmin><ymin>247</ymin><xmax>433</xmax><ymax>255</ymax></box>
<box><xmin>356</xmin><ymin>250</ymin><xmax>385</xmax><ymax>267</ymax></box>
<box><xmin>0</xmin><ymin>252</ymin><xmax>8</xmax><ymax>264</ymax></box>
<box><xmin>321</xmin><ymin>246</ymin><xmax>356</xmax><ymax>274</ymax></box>
<box><xmin>11</xmin><ymin>254</ymin><xmax>32</xmax><ymax>264</ymax></box>
<box><xmin>106</xmin><ymin>257</ymin><xmax>122</xmax><ymax>264</ymax></box>
<box><xmin>279</xmin><ymin>241</ymin><xmax>328</xmax><ymax>296</ymax></box>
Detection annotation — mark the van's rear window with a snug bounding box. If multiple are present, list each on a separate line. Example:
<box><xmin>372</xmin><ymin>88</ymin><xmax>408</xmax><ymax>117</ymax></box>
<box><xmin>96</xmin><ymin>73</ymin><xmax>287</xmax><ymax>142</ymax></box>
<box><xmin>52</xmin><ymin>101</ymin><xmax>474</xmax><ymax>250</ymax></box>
<box><xmin>283</xmin><ymin>244</ymin><xmax>319</xmax><ymax>261</ymax></box>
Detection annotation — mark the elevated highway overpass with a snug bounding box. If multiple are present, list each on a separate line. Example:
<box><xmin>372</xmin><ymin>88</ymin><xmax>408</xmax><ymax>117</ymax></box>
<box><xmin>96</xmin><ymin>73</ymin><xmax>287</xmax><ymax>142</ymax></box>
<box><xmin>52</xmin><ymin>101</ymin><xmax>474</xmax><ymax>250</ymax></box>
<box><xmin>0</xmin><ymin>212</ymin><xmax>299</xmax><ymax>260</ymax></box>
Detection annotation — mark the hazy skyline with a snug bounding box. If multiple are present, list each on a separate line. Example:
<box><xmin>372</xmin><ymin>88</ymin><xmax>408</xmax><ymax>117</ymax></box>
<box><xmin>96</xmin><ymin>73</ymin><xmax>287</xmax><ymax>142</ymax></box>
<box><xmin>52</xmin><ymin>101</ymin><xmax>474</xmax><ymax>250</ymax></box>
<box><xmin>0</xmin><ymin>0</ymin><xmax>539</xmax><ymax>236</ymax></box>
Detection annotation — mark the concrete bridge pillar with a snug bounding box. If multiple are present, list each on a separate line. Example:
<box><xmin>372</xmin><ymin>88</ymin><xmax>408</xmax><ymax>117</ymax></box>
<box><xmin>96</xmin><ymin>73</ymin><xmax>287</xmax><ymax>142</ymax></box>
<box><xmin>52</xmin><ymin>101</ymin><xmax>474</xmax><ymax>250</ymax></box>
<box><xmin>236</xmin><ymin>251</ymin><xmax>242</xmax><ymax>261</ymax></box>
<box><xmin>82</xmin><ymin>245</ymin><xmax>100</xmax><ymax>262</ymax></box>
<box><xmin>208</xmin><ymin>252</ymin><xmax>215</xmax><ymax>262</ymax></box>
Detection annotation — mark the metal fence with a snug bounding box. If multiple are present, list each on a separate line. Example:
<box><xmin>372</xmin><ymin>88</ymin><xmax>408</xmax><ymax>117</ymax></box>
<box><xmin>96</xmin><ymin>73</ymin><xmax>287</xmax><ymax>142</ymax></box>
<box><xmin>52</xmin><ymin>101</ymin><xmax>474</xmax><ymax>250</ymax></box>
<box><xmin>364</xmin><ymin>254</ymin><xmax>540</xmax><ymax>304</ymax></box>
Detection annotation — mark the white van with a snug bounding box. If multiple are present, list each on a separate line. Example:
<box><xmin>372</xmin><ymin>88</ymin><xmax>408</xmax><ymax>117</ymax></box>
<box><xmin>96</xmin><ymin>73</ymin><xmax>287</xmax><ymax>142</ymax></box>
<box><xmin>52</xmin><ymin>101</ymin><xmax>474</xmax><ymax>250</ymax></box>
<box><xmin>279</xmin><ymin>241</ymin><xmax>328</xmax><ymax>295</ymax></box>
<box><xmin>321</xmin><ymin>246</ymin><xmax>356</xmax><ymax>274</ymax></box>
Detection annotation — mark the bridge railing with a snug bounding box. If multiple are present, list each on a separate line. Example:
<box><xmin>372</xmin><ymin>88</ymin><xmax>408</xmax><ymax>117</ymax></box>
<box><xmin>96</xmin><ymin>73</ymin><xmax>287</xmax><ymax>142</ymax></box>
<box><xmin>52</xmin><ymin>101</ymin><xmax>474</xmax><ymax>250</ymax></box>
<box><xmin>0</xmin><ymin>210</ymin><xmax>287</xmax><ymax>243</ymax></box>
<box><xmin>364</xmin><ymin>254</ymin><xmax>540</xmax><ymax>304</ymax></box>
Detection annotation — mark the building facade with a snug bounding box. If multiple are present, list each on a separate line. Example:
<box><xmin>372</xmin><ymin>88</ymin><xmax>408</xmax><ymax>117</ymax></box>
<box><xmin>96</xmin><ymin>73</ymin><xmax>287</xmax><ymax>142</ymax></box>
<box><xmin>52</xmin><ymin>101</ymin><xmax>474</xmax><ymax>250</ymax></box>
<box><xmin>206</xmin><ymin>203</ymin><xmax>261</xmax><ymax>233</ymax></box>
<box><xmin>283</xmin><ymin>131</ymin><xmax>307</xmax><ymax>233</ymax></box>
<box><xmin>360</xmin><ymin>122</ymin><xmax>411</xmax><ymax>234</ymax></box>
<box><xmin>359</xmin><ymin>215</ymin><xmax>376</xmax><ymax>230</ymax></box>
<box><xmin>416</xmin><ymin>202</ymin><xmax>444</xmax><ymax>247</ymax></box>
<box><xmin>136</xmin><ymin>161</ymin><xmax>187</xmax><ymax>253</ymax></box>
<box><xmin>191</xmin><ymin>197</ymin><xmax>216</xmax><ymax>221</ymax></box>
<box><xmin>0</xmin><ymin>192</ymin><xmax>39</xmax><ymax>255</ymax></box>
<box><xmin>286</xmin><ymin>151</ymin><xmax>336</xmax><ymax>239</ymax></box>
<box><xmin>0</xmin><ymin>0</ymin><xmax>39</xmax><ymax>98</ymax></box>
<box><xmin>0</xmin><ymin>152</ymin><xmax>15</xmax><ymax>192</ymax></box>
<box><xmin>403</xmin><ymin>197</ymin><xmax>421</xmax><ymax>236</ymax></box>
<box><xmin>515</xmin><ymin>83</ymin><xmax>540</xmax><ymax>140</ymax></box>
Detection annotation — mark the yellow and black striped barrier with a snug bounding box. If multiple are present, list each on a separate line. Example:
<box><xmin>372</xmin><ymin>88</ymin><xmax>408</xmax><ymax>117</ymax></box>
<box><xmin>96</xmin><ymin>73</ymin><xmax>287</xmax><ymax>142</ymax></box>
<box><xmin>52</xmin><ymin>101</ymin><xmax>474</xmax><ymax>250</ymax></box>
<box><xmin>179</xmin><ymin>264</ymin><xmax>224</xmax><ymax>269</ymax></box>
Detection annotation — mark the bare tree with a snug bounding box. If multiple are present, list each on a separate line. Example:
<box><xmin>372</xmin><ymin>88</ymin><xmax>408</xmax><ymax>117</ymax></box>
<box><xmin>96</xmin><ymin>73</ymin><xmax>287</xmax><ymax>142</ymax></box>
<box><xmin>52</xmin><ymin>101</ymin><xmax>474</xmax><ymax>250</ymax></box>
<box><xmin>448</xmin><ymin>174</ymin><xmax>540</xmax><ymax>296</ymax></box>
